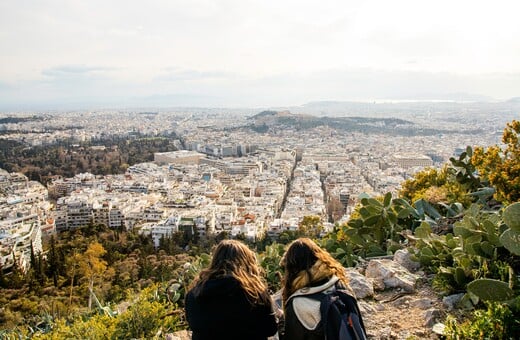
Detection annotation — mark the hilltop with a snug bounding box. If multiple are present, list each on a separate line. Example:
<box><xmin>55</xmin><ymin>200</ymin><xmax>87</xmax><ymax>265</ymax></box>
<box><xmin>246</xmin><ymin>109</ymin><xmax>481</xmax><ymax>136</ymax></box>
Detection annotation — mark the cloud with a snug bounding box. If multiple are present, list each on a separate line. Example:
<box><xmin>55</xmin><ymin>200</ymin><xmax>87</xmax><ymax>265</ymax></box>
<box><xmin>41</xmin><ymin>65</ymin><xmax>116</xmax><ymax>77</ymax></box>
<box><xmin>155</xmin><ymin>68</ymin><xmax>237</xmax><ymax>82</ymax></box>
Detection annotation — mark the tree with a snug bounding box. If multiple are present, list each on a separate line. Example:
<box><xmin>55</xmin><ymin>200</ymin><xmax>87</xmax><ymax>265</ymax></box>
<box><xmin>472</xmin><ymin>120</ymin><xmax>520</xmax><ymax>204</ymax></box>
<box><xmin>76</xmin><ymin>242</ymin><xmax>109</xmax><ymax>310</ymax></box>
<box><xmin>298</xmin><ymin>215</ymin><xmax>323</xmax><ymax>238</ymax></box>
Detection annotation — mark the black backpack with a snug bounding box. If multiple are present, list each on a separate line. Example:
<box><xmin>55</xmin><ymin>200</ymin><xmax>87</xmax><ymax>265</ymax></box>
<box><xmin>313</xmin><ymin>287</ymin><xmax>367</xmax><ymax>340</ymax></box>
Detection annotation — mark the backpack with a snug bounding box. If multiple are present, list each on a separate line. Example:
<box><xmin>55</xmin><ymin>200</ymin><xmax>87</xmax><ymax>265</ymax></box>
<box><xmin>315</xmin><ymin>287</ymin><xmax>367</xmax><ymax>340</ymax></box>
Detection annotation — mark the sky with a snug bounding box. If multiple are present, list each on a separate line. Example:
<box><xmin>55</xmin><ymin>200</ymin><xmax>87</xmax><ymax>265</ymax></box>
<box><xmin>1</xmin><ymin>0</ymin><xmax>520</xmax><ymax>109</ymax></box>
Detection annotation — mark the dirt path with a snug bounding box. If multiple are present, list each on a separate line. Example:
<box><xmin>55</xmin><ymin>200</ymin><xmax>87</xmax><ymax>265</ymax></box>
<box><xmin>361</xmin><ymin>280</ymin><xmax>444</xmax><ymax>339</ymax></box>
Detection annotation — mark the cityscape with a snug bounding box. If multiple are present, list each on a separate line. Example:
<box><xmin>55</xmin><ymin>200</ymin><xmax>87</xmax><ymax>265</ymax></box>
<box><xmin>1</xmin><ymin>100</ymin><xmax>518</xmax><ymax>273</ymax></box>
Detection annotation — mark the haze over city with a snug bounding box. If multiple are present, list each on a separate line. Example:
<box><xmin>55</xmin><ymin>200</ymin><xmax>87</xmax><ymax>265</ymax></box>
<box><xmin>1</xmin><ymin>0</ymin><xmax>520</xmax><ymax>110</ymax></box>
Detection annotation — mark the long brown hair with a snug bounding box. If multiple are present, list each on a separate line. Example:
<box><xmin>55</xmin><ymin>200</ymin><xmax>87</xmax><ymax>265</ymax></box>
<box><xmin>190</xmin><ymin>239</ymin><xmax>271</xmax><ymax>305</ymax></box>
<box><xmin>280</xmin><ymin>238</ymin><xmax>349</xmax><ymax>305</ymax></box>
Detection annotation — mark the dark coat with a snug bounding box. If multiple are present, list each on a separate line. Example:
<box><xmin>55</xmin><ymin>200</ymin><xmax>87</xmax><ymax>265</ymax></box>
<box><xmin>185</xmin><ymin>276</ymin><xmax>278</xmax><ymax>340</ymax></box>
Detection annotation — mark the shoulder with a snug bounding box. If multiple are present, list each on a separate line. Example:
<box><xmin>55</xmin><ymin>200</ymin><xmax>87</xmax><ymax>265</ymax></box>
<box><xmin>288</xmin><ymin>276</ymin><xmax>339</xmax><ymax>300</ymax></box>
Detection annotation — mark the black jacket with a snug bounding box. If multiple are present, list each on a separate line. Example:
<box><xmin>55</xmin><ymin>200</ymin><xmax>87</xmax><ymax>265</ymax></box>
<box><xmin>185</xmin><ymin>276</ymin><xmax>278</xmax><ymax>340</ymax></box>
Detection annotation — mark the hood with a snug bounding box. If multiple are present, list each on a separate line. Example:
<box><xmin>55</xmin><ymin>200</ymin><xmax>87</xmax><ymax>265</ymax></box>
<box><xmin>288</xmin><ymin>275</ymin><xmax>339</xmax><ymax>300</ymax></box>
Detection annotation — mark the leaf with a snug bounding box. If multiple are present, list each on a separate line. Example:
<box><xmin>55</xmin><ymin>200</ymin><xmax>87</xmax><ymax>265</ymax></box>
<box><xmin>454</xmin><ymin>267</ymin><xmax>466</xmax><ymax>286</ymax></box>
<box><xmin>335</xmin><ymin>247</ymin><xmax>346</xmax><ymax>255</ymax></box>
<box><xmin>482</xmin><ymin>220</ymin><xmax>500</xmax><ymax>246</ymax></box>
<box><xmin>453</xmin><ymin>226</ymin><xmax>473</xmax><ymax>238</ymax></box>
<box><xmin>503</xmin><ymin>202</ymin><xmax>520</xmax><ymax>232</ymax></box>
<box><xmin>467</xmin><ymin>279</ymin><xmax>514</xmax><ymax>302</ymax></box>
<box><xmin>359</xmin><ymin>207</ymin><xmax>370</xmax><ymax>218</ymax></box>
<box><xmin>383</xmin><ymin>192</ymin><xmax>392</xmax><ymax>207</ymax></box>
<box><xmin>480</xmin><ymin>241</ymin><xmax>495</xmax><ymax>257</ymax></box>
<box><xmin>387</xmin><ymin>211</ymin><xmax>397</xmax><ymax>225</ymax></box>
<box><xmin>397</xmin><ymin>208</ymin><xmax>412</xmax><ymax>219</ymax></box>
<box><xmin>414</xmin><ymin>222</ymin><xmax>432</xmax><ymax>238</ymax></box>
<box><xmin>347</xmin><ymin>218</ymin><xmax>363</xmax><ymax>229</ymax></box>
<box><xmin>367</xmin><ymin>198</ymin><xmax>383</xmax><ymax>208</ymax></box>
<box><xmin>500</xmin><ymin>229</ymin><xmax>520</xmax><ymax>256</ymax></box>
<box><xmin>364</xmin><ymin>215</ymin><xmax>380</xmax><ymax>226</ymax></box>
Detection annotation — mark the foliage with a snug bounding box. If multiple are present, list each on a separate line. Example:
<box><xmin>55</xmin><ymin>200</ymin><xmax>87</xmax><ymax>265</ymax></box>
<box><xmin>444</xmin><ymin>302</ymin><xmax>520</xmax><ymax>340</ymax></box>
<box><xmin>334</xmin><ymin>193</ymin><xmax>426</xmax><ymax>258</ymax></box>
<box><xmin>298</xmin><ymin>215</ymin><xmax>323</xmax><ymax>238</ymax></box>
<box><xmin>28</xmin><ymin>285</ymin><xmax>181</xmax><ymax>339</ymax></box>
<box><xmin>0</xmin><ymin>132</ymin><xmax>178</xmax><ymax>185</ymax></box>
<box><xmin>472</xmin><ymin>120</ymin><xmax>520</xmax><ymax>204</ymax></box>
<box><xmin>400</xmin><ymin>166</ymin><xmax>472</xmax><ymax>207</ymax></box>
<box><xmin>258</xmin><ymin>243</ymin><xmax>285</xmax><ymax>292</ymax></box>
<box><xmin>112</xmin><ymin>285</ymin><xmax>182</xmax><ymax>339</ymax></box>
<box><xmin>411</xmin><ymin>202</ymin><xmax>519</xmax><ymax>295</ymax></box>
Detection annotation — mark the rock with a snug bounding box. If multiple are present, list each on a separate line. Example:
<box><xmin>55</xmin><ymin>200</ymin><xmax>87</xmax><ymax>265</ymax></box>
<box><xmin>166</xmin><ymin>330</ymin><xmax>191</xmax><ymax>340</ymax></box>
<box><xmin>374</xmin><ymin>303</ymin><xmax>386</xmax><ymax>312</ymax></box>
<box><xmin>442</xmin><ymin>293</ymin><xmax>465</xmax><ymax>311</ymax></box>
<box><xmin>358</xmin><ymin>301</ymin><xmax>377</xmax><ymax>315</ymax></box>
<box><xmin>423</xmin><ymin>308</ymin><xmax>442</xmax><ymax>327</ymax></box>
<box><xmin>411</xmin><ymin>298</ymin><xmax>435</xmax><ymax>310</ymax></box>
<box><xmin>374</xmin><ymin>326</ymin><xmax>392</xmax><ymax>339</ymax></box>
<box><xmin>365</xmin><ymin>259</ymin><xmax>418</xmax><ymax>292</ymax></box>
<box><xmin>432</xmin><ymin>323</ymin><xmax>446</xmax><ymax>335</ymax></box>
<box><xmin>345</xmin><ymin>268</ymin><xmax>374</xmax><ymax>299</ymax></box>
<box><xmin>393</xmin><ymin>249</ymin><xmax>420</xmax><ymax>272</ymax></box>
<box><xmin>370</xmin><ymin>276</ymin><xmax>386</xmax><ymax>291</ymax></box>
<box><xmin>390</xmin><ymin>295</ymin><xmax>411</xmax><ymax>308</ymax></box>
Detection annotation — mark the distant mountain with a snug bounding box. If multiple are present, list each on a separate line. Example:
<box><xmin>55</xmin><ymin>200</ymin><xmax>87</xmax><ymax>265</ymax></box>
<box><xmin>250</xmin><ymin>110</ymin><xmax>279</xmax><ymax>119</ymax></box>
<box><xmin>506</xmin><ymin>97</ymin><xmax>520</xmax><ymax>103</ymax></box>
<box><xmin>246</xmin><ymin>109</ymin><xmax>452</xmax><ymax>136</ymax></box>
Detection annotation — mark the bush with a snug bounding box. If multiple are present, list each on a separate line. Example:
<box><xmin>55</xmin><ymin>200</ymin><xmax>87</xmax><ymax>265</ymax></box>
<box><xmin>445</xmin><ymin>301</ymin><xmax>520</xmax><ymax>339</ymax></box>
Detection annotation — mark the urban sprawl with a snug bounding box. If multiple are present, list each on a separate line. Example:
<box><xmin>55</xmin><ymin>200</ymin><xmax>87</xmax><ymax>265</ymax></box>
<box><xmin>1</xmin><ymin>103</ymin><xmax>516</xmax><ymax>274</ymax></box>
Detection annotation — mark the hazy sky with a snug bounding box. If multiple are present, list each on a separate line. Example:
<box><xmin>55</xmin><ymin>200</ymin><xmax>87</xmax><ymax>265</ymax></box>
<box><xmin>1</xmin><ymin>0</ymin><xmax>519</xmax><ymax>109</ymax></box>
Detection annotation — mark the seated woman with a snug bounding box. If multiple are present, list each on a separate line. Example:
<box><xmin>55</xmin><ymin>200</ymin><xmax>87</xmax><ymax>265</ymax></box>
<box><xmin>280</xmin><ymin>237</ymin><xmax>360</xmax><ymax>340</ymax></box>
<box><xmin>185</xmin><ymin>239</ymin><xmax>278</xmax><ymax>340</ymax></box>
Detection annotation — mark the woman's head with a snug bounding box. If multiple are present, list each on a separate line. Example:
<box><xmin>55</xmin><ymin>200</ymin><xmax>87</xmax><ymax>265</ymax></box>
<box><xmin>191</xmin><ymin>239</ymin><xmax>269</xmax><ymax>304</ymax></box>
<box><xmin>281</xmin><ymin>238</ymin><xmax>348</xmax><ymax>304</ymax></box>
<box><xmin>209</xmin><ymin>239</ymin><xmax>262</xmax><ymax>277</ymax></box>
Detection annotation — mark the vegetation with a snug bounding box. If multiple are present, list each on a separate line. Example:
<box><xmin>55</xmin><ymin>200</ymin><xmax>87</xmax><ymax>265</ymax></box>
<box><xmin>0</xmin><ymin>132</ymin><xmax>178</xmax><ymax>184</ymax></box>
<box><xmin>472</xmin><ymin>120</ymin><xmax>520</xmax><ymax>204</ymax></box>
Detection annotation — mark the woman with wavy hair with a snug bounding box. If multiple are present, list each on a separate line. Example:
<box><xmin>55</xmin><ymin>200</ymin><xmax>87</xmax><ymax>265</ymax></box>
<box><xmin>280</xmin><ymin>237</ymin><xmax>357</xmax><ymax>340</ymax></box>
<box><xmin>185</xmin><ymin>239</ymin><xmax>278</xmax><ymax>340</ymax></box>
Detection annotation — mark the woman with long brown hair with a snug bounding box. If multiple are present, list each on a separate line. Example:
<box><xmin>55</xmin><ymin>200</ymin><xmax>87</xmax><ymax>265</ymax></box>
<box><xmin>280</xmin><ymin>237</ymin><xmax>362</xmax><ymax>340</ymax></box>
<box><xmin>185</xmin><ymin>239</ymin><xmax>278</xmax><ymax>340</ymax></box>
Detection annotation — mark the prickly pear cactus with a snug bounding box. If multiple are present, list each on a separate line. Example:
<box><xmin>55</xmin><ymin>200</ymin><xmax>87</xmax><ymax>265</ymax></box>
<box><xmin>500</xmin><ymin>229</ymin><xmax>520</xmax><ymax>256</ymax></box>
<box><xmin>467</xmin><ymin>278</ymin><xmax>514</xmax><ymax>302</ymax></box>
<box><xmin>503</xmin><ymin>202</ymin><xmax>520</xmax><ymax>232</ymax></box>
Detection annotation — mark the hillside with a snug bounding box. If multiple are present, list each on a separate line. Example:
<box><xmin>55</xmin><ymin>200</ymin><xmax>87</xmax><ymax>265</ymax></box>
<box><xmin>246</xmin><ymin>109</ymin><xmax>483</xmax><ymax>136</ymax></box>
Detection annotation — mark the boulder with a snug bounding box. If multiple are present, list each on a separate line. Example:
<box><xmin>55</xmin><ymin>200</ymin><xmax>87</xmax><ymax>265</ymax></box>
<box><xmin>165</xmin><ymin>330</ymin><xmax>191</xmax><ymax>340</ymax></box>
<box><xmin>393</xmin><ymin>249</ymin><xmax>420</xmax><ymax>272</ymax></box>
<box><xmin>423</xmin><ymin>308</ymin><xmax>441</xmax><ymax>327</ymax></box>
<box><xmin>365</xmin><ymin>259</ymin><xmax>418</xmax><ymax>292</ymax></box>
<box><xmin>442</xmin><ymin>293</ymin><xmax>465</xmax><ymax>311</ymax></box>
<box><xmin>345</xmin><ymin>268</ymin><xmax>374</xmax><ymax>299</ymax></box>
<box><xmin>411</xmin><ymin>298</ymin><xmax>435</xmax><ymax>310</ymax></box>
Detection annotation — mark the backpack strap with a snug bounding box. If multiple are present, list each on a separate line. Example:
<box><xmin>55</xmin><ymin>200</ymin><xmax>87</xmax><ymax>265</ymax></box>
<box><xmin>334</xmin><ymin>290</ymin><xmax>367</xmax><ymax>340</ymax></box>
<box><xmin>318</xmin><ymin>285</ymin><xmax>367</xmax><ymax>340</ymax></box>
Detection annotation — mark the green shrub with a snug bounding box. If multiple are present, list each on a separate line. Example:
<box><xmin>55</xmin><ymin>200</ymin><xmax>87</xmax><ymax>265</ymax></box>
<box><xmin>445</xmin><ymin>301</ymin><xmax>519</xmax><ymax>340</ymax></box>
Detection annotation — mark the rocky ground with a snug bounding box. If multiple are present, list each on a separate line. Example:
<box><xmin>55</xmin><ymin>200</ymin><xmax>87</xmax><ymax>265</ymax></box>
<box><xmin>361</xmin><ymin>280</ymin><xmax>445</xmax><ymax>339</ymax></box>
<box><xmin>169</xmin><ymin>249</ymin><xmax>456</xmax><ymax>340</ymax></box>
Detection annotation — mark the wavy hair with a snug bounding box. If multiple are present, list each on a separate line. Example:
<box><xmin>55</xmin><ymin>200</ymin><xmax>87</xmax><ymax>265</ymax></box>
<box><xmin>280</xmin><ymin>238</ymin><xmax>350</xmax><ymax>305</ymax></box>
<box><xmin>190</xmin><ymin>239</ymin><xmax>271</xmax><ymax>305</ymax></box>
